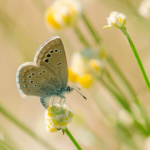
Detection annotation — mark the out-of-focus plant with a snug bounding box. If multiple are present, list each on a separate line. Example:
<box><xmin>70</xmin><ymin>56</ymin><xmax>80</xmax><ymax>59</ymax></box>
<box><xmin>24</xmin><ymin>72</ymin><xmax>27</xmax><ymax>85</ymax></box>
<box><xmin>45</xmin><ymin>0</ymin><xmax>82</xmax><ymax>30</ymax></box>
<box><xmin>69</xmin><ymin>48</ymin><xmax>104</xmax><ymax>88</ymax></box>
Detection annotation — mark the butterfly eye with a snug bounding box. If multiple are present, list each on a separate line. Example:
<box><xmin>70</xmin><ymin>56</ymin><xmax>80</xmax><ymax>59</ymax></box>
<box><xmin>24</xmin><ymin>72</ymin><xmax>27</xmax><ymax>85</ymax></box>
<box><xmin>28</xmin><ymin>76</ymin><xmax>31</xmax><ymax>78</ymax></box>
<box><xmin>45</xmin><ymin>59</ymin><xmax>49</xmax><ymax>63</ymax></box>
<box><xmin>31</xmin><ymin>73</ymin><xmax>34</xmax><ymax>75</ymax></box>
<box><xmin>47</xmin><ymin>54</ymin><xmax>51</xmax><ymax>57</ymax></box>
<box><xmin>50</xmin><ymin>50</ymin><xmax>54</xmax><ymax>53</ymax></box>
<box><xmin>55</xmin><ymin>49</ymin><xmax>58</xmax><ymax>52</ymax></box>
<box><xmin>67</xmin><ymin>87</ymin><xmax>70</xmax><ymax>91</ymax></box>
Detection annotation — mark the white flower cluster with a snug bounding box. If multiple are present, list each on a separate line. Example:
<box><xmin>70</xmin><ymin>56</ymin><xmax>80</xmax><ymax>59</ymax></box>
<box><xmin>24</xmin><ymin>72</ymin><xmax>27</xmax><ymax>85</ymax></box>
<box><xmin>45</xmin><ymin>104</ymin><xmax>74</xmax><ymax>132</ymax></box>
<box><xmin>104</xmin><ymin>11</ymin><xmax>126</xmax><ymax>28</ymax></box>
<box><xmin>45</xmin><ymin>0</ymin><xmax>82</xmax><ymax>30</ymax></box>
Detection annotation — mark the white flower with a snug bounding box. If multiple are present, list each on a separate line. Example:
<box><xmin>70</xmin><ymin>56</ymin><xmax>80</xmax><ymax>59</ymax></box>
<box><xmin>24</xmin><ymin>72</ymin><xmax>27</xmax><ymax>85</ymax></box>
<box><xmin>45</xmin><ymin>0</ymin><xmax>82</xmax><ymax>30</ymax></box>
<box><xmin>139</xmin><ymin>0</ymin><xmax>150</xmax><ymax>18</ymax></box>
<box><xmin>70</xmin><ymin>53</ymin><xmax>86</xmax><ymax>75</ymax></box>
<box><xmin>104</xmin><ymin>11</ymin><xmax>126</xmax><ymax>28</ymax></box>
<box><xmin>45</xmin><ymin>104</ymin><xmax>74</xmax><ymax>132</ymax></box>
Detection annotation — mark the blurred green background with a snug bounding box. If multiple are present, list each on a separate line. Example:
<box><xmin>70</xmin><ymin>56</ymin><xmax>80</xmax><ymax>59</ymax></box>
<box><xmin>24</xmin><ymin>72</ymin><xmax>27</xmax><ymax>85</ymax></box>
<box><xmin>1</xmin><ymin>0</ymin><xmax>150</xmax><ymax>150</ymax></box>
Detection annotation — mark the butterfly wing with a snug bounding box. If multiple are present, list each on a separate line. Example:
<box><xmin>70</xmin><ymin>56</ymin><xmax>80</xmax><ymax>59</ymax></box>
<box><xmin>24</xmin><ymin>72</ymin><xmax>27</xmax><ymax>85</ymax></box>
<box><xmin>16</xmin><ymin>36</ymin><xmax>68</xmax><ymax>97</ymax></box>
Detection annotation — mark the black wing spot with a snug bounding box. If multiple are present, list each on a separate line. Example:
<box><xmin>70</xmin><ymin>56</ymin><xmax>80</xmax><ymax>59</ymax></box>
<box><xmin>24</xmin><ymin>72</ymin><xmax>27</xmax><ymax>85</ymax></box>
<box><xmin>60</xmin><ymin>50</ymin><xmax>62</xmax><ymax>53</ymax></box>
<box><xmin>47</xmin><ymin>54</ymin><xmax>51</xmax><ymax>57</ymax></box>
<box><xmin>55</xmin><ymin>49</ymin><xmax>58</xmax><ymax>52</ymax></box>
<box><xmin>57</xmin><ymin>62</ymin><xmax>61</xmax><ymax>65</ymax></box>
<box><xmin>31</xmin><ymin>73</ymin><xmax>34</xmax><ymax>75</ymax></box>
<box><xmin>43</xmin><ymin>71</ymin><xmax>45</xmax><ymax>73</ymax></box>
<box><xmin>45</xmin><ymin>59</ymin><xmax>49</xmax><ymax>63</ymax></box>
<box><xmin>50</xmin><ymin>78</ymin><xmax>53</xmax><ymax>80</ymax></box>
<box><xmin>34</xmin><ymin>85</ymin><xmax>37</xmax><ymax>87</ymax></box>
<box><xmin>30</xmin><ymin>80</ymin><xmax>33</xmax><ymax>83</ymax></box>
<box><xmin>28</xmin><ymin>76</ymin><xmax>31</xmax><ymax>78</ymax></box>
<box><xmin>39</xmin><ymin>72</ymin><xmax>41</xmax><ymax>75</ymax></box>
<box><xmin>50</xmin><ymin>50</ymin><xmax>54</xmax><ymax>53</ymax></box>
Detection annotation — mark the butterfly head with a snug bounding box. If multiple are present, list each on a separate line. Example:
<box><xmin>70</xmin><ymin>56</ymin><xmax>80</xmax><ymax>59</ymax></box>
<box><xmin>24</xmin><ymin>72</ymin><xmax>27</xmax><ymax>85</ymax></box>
<box><xmin>66</xmin><ymin>86</ymin><xmax>87</xmax><ymax>100</ymax></box>
<box><xmin>66</xmin><ymin>86</ymin><xmax>74</xmax><ymax>93</ymax></box>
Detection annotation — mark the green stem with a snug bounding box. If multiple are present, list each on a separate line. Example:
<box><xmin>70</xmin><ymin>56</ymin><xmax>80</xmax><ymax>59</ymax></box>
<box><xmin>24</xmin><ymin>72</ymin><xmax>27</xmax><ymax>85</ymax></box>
<box><xmin>104</xmin><ymin>69</ymin><xmax>128</xmax><ymax>99</ymax></box>
<box><xmin>81</xmin><ymin>13</ymin><xmax>102</xmax><ymax>44</ymax></box>
<box><xmin>97</xmin><ymin>77</ymin><xmax>131</xmax><ymax>113</ymax></box>
<box><xmin>0</xmin><ymin>142</ymin><xmax>7</xmax><ymax>150</ymax></box>
<box><xmin>81</xmin><ymin>12</ymin><xmax>150</xmax><ymax>133</ymax></box>
<box><xmin>0</xmin><ymin>105</ymin><xmax>55</xmax><ymax>150</ymax></box>
<box><xmin>74</xmin><ymin>26</ymin><xmax>90</xmax><ymax>47</ymax></box>
<box><xmin>120</xmin><ymin>26</ymin><xmax>150</xmax><ymax>92</ymax></box>
<box><xmin>97</xmin><ymin>78</ymin><xmax>149</xmax><ymax>136</ymax></box>
<box><xmin>0</xmin><ymin>140</ymin><xmax>15</xmax><ymax>150</ymax></box>
<box><xmin>64</xmin><ymin>127</ymin><xmax>82</xmax><ymax>150</ymax></box>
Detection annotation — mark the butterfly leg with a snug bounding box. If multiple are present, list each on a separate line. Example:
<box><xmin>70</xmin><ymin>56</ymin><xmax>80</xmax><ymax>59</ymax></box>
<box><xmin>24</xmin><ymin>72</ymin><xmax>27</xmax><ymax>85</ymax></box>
<box><xmin>52</xmin><ymin>96</ymin><xmax>55</xmax><ymax>106</ymax></box>
<box><xmin>40</xmin><ymin>97</ymin><xmax>49</xmax><ymax>109</ymax></box>
<box><xmin>63</xmin><ymin>97</ymin><xmax>66</xmax><ymax>105</ymax></box>
<box><xmin>60</xmin><ymin>96</ymin><xmax>66</xmax><ymax>105</ymax></box>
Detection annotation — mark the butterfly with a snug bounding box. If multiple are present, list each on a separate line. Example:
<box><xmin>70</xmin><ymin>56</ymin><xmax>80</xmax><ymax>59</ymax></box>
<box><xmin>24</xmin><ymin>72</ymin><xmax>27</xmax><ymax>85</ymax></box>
<box><xmin>16</xmin><ymin>36</ymin><xmax>86</xmax><ymax>109</ymax></box>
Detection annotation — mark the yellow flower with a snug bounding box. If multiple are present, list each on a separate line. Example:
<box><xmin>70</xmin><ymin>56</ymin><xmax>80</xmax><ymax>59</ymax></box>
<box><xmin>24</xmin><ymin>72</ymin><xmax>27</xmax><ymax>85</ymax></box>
<box><xmin>45</xmin><ymin>104</ymin><xmax>74</xmax><ymax>133</ymax></box>
<box><xmin>45</xmin><ymin>0</ymin><xmax>82</xmax><ymax>30</ymax></box>
<box><xmin>89</xmin><ymin>59</ymin><xmax>103</xmax><ymax>73</ymax></box>
<box><xmin>77</xmin><ymin>74</ymin><xmax>94</xmax><ymax>88</ymax></box>
<box><xmin>68</xmin><ymin>68</ymin><xmax>78</xmax><ymax>82</ymax></box>
<box><xmin>104</xmin><ymin>11</ymin><xmax>126</xmax><ymax>28</ymax></box>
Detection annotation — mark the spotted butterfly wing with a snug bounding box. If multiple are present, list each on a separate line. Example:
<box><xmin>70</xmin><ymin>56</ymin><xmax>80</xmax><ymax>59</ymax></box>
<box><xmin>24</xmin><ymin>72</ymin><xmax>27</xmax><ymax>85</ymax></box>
<box><xmin>16</xmin><ymin>36</ymin><xmax>68</xmax><ymax>107</ymax></box>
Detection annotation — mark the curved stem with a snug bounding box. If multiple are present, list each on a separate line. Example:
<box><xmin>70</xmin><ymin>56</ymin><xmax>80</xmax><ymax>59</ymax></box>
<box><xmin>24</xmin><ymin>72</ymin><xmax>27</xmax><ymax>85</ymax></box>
<box><xmin>97</xmin><ymin>77</ymin><xmax>149</xmax><ymax>136</ymax></box>
<box><xmin>120</xmin><ymin>26</ymin><xmax>150</xmax><ymax>92</ymax></box>
<box><xmin>74</xmin><ymin>26</ymin><xmax>90</xmax><ymax>47</ymax></box>
<box><xmin>64</xmin><ymin>127</ymin><xmax>82</xmax><ymax>150</ymax></box>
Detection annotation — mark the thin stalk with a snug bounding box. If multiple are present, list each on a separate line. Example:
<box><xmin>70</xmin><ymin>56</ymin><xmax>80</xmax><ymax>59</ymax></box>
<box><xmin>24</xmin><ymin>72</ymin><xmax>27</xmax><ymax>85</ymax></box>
<box><xmin>0</xmin><ymin>105</ymin><xmax>55</xmax><ymax>150</ymax></box>
<box><xmin>97</xmin><ymin>78</ymin><xmax>149</xmax><ymax>136</ymax></box>
<box><xmin>120</xmin><ymin>26</ymin><xmax>150</xmax><ymax>92</ymax></box>
<box><xmin>0</xmin><ymin>142</ymin><xmax>7</xmax><ymax>150</ymax></box>
<box><xmin>81</xmin><ymin>12</ymin><xmax>150</xmax><ymax>132</ymax></box>
<box><xmin>64</xmin><ymin>127</ymin><xmax>82</xmax><ymax>150</ymax></box>
<box><xmin>104</xmin><ymin>69</ymin><xmax>128</xmax><ymax>99</ymax></box>
<box><xmin>74</xmin><ymin>26</ymin><xmax>90</xmax><ymax>47</ymax></box>
<box><xmin>0</xmin><ymin>140</ymin><xmax>15</xmax><ymax>150</ymax></box>
<box><xmin>97</xmin><ymin>77</ymin><xmax>131</xmax><ymax>113</ymax></box>
<box><xmin>81</xmin><ymin>13</ymin><xmax>102</xmax><ymax>44</ymax></box>
<box><xmin>107</xmin><ymin>56</ymin><xmax>150</xmax><ymax>130</ymax></box>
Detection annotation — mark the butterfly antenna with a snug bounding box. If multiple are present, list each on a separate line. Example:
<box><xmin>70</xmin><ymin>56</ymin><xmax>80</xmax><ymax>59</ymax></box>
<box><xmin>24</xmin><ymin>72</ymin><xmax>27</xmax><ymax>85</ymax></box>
<box><xmin>74</xmin><ymin>88</ymin><xmax>87</xmax><ymax>100</ymax></box>
<box><xmin>73</xmin><ymin>86</ymin><xmax>81</xmax><ymax>90</ymax></box>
